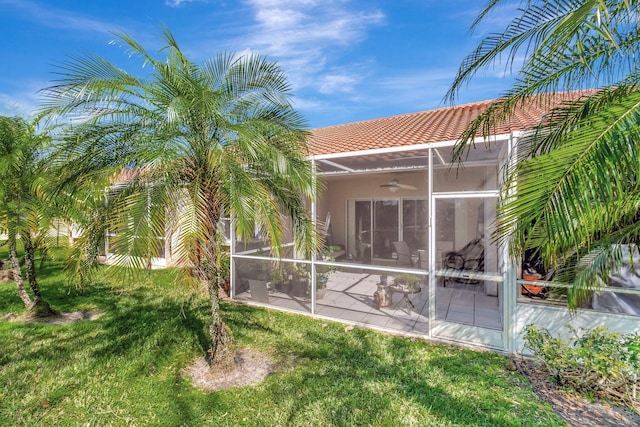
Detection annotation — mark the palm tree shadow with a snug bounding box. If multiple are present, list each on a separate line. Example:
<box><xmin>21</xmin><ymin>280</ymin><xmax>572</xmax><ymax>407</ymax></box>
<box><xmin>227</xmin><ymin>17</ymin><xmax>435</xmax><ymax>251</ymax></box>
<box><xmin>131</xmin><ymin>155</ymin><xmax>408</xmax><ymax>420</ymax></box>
<box><xmin>179</xmin><ymin>299</ymin><xmax>210</xmax><ymax>353</ymax></box>
<box><xmin>258</xmin><ymin>325</ymin><xmax>540</xmax><ymax>426</ymax></box>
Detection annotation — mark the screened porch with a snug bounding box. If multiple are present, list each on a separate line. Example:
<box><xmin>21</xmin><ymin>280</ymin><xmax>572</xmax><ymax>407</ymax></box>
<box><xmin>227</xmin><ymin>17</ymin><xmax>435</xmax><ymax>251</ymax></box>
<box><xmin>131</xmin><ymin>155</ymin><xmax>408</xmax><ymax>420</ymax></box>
<box><xmin>231</xmin><ymin>138</ymin><xmax>512</xmax><ymax>350</ymax></box>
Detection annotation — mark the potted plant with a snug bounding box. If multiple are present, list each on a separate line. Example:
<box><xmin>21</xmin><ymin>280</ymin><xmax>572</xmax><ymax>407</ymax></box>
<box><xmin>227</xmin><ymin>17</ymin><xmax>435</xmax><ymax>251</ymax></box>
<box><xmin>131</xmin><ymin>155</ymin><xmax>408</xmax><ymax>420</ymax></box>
<box><xmin>393</xmin><ymin>273</ymin><xmax>422</xmax><ymax>292</ymax></box>
<box><xmin>315</xmin><ymin>266</ymin><xmax>332</xmax><ymax>300</ymax></box>
<box><xmin>315</xmin><ymin>248</ymin><xmax>338</xmax><ymax>299</ymax></box>
<box><xmin>292</xmin><ymin>264</ymin><xmax>310</xmax><ymax>297</ymax></box>
<box><xmin>270</xmin><ymin>262</ymin><xmax>293</xmax><ymax>294</ymax></box>
<box><xmin>256</xmin><ymin>249</ymin><xmax>272</xmax><ymax>280</ymax></box>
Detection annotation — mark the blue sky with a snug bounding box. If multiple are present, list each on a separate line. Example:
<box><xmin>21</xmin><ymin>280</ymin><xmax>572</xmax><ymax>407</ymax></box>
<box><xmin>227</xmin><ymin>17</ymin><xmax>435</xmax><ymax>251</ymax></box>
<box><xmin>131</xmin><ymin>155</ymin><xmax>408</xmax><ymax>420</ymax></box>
<box><xmin>0</xmin><ymin>0</ymin><xmax>517</xmax><ymax>128</ymax></box>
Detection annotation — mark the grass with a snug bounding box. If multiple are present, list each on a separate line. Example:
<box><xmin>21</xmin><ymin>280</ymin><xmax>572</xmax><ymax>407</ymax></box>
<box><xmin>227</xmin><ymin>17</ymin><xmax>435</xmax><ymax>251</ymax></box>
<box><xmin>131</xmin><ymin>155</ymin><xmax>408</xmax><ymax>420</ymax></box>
<box><xmin>0</xmin><ymin>245</ymin><xmax>566</xmax><ymax>426</ymax></box>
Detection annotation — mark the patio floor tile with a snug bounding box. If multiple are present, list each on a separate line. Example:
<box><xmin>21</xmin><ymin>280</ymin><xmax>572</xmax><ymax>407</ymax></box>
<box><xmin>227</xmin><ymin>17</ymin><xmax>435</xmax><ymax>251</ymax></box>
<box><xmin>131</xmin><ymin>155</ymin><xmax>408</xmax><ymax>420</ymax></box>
<box><xmin>338</xmin><ymin>309</ymin><xmax>369</xmax><ymax>323</ymax></box>
<box><xmin>385</xmin><ymin>317</ymin><xmax>417</xmax><ymax>331</ymax></box>
<box><xmin>475</xmin><ymin>295</ymin><xmax>499</xmax><ymax>308</ymax></box>
<box><xmin>315</xmin><ymin>305</ymin><xmax>346</xmax><ymax>318</ymax></box>
<box><xmin>446</xmin><ymin>310</ymin><xmax>474</xmax><ymax>324</ymax></box>
<box><xmin>235</xmin><ymin>271</ymin><xmax>503</xmax><ymax>333</ymax></box>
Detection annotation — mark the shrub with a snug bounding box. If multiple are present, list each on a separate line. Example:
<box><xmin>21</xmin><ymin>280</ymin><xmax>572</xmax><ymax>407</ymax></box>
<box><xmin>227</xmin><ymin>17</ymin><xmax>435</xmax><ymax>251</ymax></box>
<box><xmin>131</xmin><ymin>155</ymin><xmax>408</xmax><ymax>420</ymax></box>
<box><xmin>523</xmin><ymin>324</ymin><xmax>639</xmax><ymax>407</ymax></box>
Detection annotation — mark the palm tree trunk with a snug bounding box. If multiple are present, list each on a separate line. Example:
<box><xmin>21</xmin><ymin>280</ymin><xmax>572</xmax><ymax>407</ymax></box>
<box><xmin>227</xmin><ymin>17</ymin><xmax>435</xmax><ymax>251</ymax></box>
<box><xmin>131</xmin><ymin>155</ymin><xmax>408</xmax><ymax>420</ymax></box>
<box><xmin>206</xmin><ymin>272</ymin><xmax>235</xmax><ymax>371</ymax></box>
<box><xmin>22</xmin><ymin>233</ymin><xmax>56</xmax><ymax>317</ymax></box>
<box><xmin>202</xmin><ymin>201</ymin><xmax>235</xmax><ymax>371</ymax></box>
<box><xmin>8</xmin><ymin>235</ymin><xmax>32</xmax><ymax>309</ymax></box>
<box><xmin>22</xmin><ymin>234</ymin><xmax>42</xmax><ymax>304</ymax></box>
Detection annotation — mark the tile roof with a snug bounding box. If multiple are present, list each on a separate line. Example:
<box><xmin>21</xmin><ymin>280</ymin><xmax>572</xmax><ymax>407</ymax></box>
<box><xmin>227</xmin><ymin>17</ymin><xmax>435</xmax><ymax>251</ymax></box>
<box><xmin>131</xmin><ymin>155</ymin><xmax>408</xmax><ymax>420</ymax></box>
<box><xmin>113</xmin><ymin>167</ymin><xmax>139</xmax><ymax>183</ymax></box>
<box><xmin>308</xmin><ymin>92</ymin><xmax>592</xmax><ymax>156</ymax></box>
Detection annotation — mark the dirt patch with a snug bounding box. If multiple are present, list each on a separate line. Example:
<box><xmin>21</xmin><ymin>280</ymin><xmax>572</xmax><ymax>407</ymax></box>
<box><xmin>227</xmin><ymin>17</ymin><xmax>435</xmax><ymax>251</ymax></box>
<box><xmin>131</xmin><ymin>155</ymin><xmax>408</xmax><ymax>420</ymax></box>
<box><xmin>1</xmin><ymin>313</ymin><xmax>18</xmax><ymax>322</ymax></box>
<box><xmin>516</xmin><ymin>358</ymin><xmax>640</xmax><ymax>427</ymax></box>
<box><xmin>2</xmin><ymin>310</ymin><xmax>103</xmax><ymax>325</ymax></box>
<box><xmin>183</xmin><ymin>348</ymin><xmax>277</xmax><ymax>391</ymax></box>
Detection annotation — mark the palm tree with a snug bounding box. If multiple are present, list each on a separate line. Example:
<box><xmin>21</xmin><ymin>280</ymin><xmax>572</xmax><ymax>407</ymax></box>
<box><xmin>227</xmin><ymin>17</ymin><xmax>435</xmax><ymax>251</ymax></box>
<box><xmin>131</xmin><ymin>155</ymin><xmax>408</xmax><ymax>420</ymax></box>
<box><xmin>446</xmin><ymin>1</ymin><xmax>640</xmax><ymax>307</ymax></box>
<box><xmin>40</xmin><ymin>29</ymin><xmax>317</xmax><ymax>369</ymax></box>
<box><xmin>0</xmin><ymin>115</ymin><xmax>57</xmax><ymax>315</ymax></box>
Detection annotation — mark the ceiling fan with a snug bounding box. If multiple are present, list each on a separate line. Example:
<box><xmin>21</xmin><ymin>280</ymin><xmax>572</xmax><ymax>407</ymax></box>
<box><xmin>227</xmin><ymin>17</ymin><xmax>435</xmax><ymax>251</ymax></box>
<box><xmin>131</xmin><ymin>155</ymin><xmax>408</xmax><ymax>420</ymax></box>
<box><xmin>380</xmin><ymin>178</ymin><xmax>417</xmax><ymax>192</ymax></box>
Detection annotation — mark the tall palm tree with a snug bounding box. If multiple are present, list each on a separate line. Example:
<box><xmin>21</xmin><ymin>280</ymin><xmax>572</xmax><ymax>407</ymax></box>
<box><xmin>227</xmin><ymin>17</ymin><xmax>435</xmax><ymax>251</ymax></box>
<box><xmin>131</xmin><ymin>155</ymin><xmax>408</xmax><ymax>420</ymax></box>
<box><xmin>447</xmin><ymin>1</ymin><xmax>640</xmax><ymax>307</ymax></box>
<box><xmin>40</xmin><ymin>29</ymin><xmax>317</xmax><ymax>369</ymax></box>
<box><xmin>0</xmin><ymin>115</ymin><xmax>57</xmax><ymax>315</ymax></box>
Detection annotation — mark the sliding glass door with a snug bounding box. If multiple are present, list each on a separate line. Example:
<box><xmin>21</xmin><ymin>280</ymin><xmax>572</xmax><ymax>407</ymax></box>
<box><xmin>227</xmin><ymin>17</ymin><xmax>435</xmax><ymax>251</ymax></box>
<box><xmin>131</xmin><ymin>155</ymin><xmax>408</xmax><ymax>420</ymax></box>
<box><xmin>347</xmin><ymin>198</ymin><xmax>427</xmax><ymax>263</ymax></box>
<box><xmin>403</xmin><ymin>199</ymin><xmax>428</xmax><ymax>253</ymax></box>
<box><xmin>372</xmin><ymin>200</ymin><xmax>399</xmax><ymax>259</ymax></box>
<box><xmin>347</xmin><ymin>200</ymin><xmax>373</xmax><ymax>263</ymax></box>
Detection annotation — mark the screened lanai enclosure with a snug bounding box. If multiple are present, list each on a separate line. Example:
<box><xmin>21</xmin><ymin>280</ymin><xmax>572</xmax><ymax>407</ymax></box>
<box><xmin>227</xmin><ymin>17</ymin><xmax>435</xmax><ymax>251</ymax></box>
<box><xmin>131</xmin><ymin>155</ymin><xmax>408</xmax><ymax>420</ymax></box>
<box><xmin>232</xmin><ymin>137</ymin><xmax>511</xmax><ymax>350</ymax></box>
<box><xmin>230</xmin><ymin>99</ymin><xmax>640</xmax><ymax>353</ymax></box>
<box><xmin>97</xmin><ymin>98</ymin><xmax>638</xmax><ymax>352</ymax></box>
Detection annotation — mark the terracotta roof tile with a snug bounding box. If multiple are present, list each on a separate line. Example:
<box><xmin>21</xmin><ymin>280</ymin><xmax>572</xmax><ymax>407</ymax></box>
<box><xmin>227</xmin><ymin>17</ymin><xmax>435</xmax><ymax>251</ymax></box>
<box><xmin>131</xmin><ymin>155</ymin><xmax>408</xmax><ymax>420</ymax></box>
<box><xmin>113</xmin><ymin>167</ymin><xmax>138</xmax><ymax>183</ymax></box>
<box><xmin>309</xmin><ymin>92</ymin><xmax>591</xmax><ymax>156</ymax></box>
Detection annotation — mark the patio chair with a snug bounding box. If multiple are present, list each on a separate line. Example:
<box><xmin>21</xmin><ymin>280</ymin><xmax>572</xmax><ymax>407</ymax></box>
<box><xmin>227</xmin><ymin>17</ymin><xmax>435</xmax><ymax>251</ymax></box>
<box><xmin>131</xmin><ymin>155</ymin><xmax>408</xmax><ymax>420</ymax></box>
<box><xmin>393</xmin><ymin>241</ymin><xmax>413</xmax><ymax>267</ymax></box>
<box><xmin>442</xmin><ymin>236</ymin><xmax>484</xmax><ymax>286</ymax></box>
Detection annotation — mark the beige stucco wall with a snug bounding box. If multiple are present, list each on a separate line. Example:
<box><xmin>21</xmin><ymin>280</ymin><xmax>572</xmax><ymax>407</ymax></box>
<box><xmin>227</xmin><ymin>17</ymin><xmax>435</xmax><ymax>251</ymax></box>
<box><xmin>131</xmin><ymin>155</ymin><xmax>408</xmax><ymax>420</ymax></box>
<box><xmin>318</xmin><ymin>171</ymin><xmax>428</xmax><ymax>250</ymax></box>
<box><xmin>514</xmin><ymin>302</ymin><xmax>640</xmax><ymax>354</ymax></box>
<box><xmin>317</xmin><ymin>165</ymin><xmax>499</xmax><ymax>254</ymax></box>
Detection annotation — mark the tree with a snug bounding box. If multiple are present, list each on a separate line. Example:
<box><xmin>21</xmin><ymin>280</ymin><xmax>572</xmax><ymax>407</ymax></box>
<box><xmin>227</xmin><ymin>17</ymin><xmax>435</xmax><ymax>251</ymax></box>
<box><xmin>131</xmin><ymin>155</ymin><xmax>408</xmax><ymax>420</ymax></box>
<box><xmin>0</xmin><ymin>115</ymin><xmax>57</xmax><ymax>316</ymax></box>
<box><xmin>447</xmin><ymin>1</ymin><xmax>640</xmax><ymax>307</ymax></box>
<box><xmin>40</xmin><ymin>29</ymin><xmax>317</xmax><ymax>369</ymax></box>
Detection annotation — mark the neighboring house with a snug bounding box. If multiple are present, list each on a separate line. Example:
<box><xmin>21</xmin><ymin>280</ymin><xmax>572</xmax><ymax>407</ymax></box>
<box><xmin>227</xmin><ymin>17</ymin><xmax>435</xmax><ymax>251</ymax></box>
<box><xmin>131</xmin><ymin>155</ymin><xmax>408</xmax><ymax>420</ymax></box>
<box><xmin>103</xmin><ymin>168</ymin><xmax>234</xmax><ymax>268</ymax></box>
<box><xmin>103</xmin><ymin>168</ymin><xmax>170</xmax><ymax>268</ymax></box>
<box><xmin>230</xmin><ymin>93</ymin><xmax>640</xmax><ymax>354</ymax></box>
<box><xmin>1</xmin><ymin>219</ymin><xmax>76</xmax><ymax>245</ymax></box>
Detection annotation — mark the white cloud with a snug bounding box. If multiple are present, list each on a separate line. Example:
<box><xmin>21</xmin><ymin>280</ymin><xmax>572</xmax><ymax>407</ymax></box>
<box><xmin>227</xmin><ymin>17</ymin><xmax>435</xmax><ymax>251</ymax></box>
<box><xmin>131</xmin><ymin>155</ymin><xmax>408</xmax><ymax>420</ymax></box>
<box><xmin>165</xmin><ymin>0</ymin><xmax>193</xmax><ymax>7</ymax></box>
<box><xmin>290</xmin><ymin>96</ymin><xmax>323</xmax><ymax>111</ymax></box>
<box><xmin>375</xmin><ymin>66</ymin><xmax>515</xmax><ymax>111</ymax></box>
<box><xmin>0</xmin><ymin>79</ymin><xmax>48</xmax><ymax>119</ymax></box>
<box><xmin>0</xmin><ymin>96</ymin><xmax>31</xmax><ymax>118</ymax></box>
<box><xmin>255</xmin><ymin>7</ymin><xmax>306</xmax><ymax>28</ymax></box>
<box><xmin>236</xmin><ymin>0</ymin><xmax>384</xmax><ymax>93</ymax></box>
<box><xmin>248</xmin><ymin>0</ymin><xmax>318</xmax><ymax>8</ymax></box>
<box><xmin>381</xmin><ymin>70</ymin><xmax>453</xmax><ymax>89</ymax></box>
<box><xmin>475</xmin><ymin>2</ymin><xmax>521</xmax><ymax>30</ymax></box>
<box><xmin>317</xmin><ymin>72</ymin><xmax>360</xmax><ymax>94</ymax></box>
<box><xmin>0</xmin><ymin>0</ymin><xmax>122</xmax><ymax>34</ymax></box>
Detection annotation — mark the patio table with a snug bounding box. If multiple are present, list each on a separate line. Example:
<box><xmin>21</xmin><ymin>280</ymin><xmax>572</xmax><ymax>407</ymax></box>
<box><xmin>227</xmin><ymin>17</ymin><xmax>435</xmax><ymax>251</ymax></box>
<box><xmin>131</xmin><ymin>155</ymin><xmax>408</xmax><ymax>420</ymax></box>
<box><xmin>390</xmin><ymin>285</ymin><xmax>421</xmax><ymax>314</ymax></box>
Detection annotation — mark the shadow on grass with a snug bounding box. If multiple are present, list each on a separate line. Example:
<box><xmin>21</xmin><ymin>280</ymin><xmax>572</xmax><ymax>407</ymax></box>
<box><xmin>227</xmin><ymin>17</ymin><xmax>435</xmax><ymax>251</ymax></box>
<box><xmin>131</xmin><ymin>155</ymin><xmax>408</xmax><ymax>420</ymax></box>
<box><xmin>0</xmin><ymin>280</ymin><xmax>225</xmax><ymax>424</ymax></box>
<box><xmin>1</xmin><ymin>264</ymin><xmax>562</xmax><ymax>426</ymax></box>
<box><xmin>219</xmin><ymin>302</ymin><xmax>561</xmax><ymax>426</ymax></box>
<box><xmin>0</xmin><ymin>253</ymin><xmax>108</xmax><ymax>314</ymax></box>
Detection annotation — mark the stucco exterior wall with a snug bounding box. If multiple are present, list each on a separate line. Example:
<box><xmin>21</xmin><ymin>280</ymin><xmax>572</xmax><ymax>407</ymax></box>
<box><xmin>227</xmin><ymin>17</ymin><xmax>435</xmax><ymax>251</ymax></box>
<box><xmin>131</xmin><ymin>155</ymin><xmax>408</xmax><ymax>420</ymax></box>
<box><xmin>514</xmin><ymin>302</ymin><xmax>639</xmax><ymax>353</ymax></box>
<box><xmin>317</xmin><ymin>166</ymin><xmax>498</xmax><ymax>257</ymax></box>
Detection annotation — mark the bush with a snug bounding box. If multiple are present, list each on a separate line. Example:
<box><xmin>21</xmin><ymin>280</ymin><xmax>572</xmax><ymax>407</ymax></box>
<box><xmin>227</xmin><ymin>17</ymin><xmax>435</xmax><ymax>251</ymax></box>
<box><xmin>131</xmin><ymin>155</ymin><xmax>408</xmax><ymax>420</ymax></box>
<box><xmin>523</xmin><ymin>324</ymin><xmax>640</xmax><ymax>407</ymax></box>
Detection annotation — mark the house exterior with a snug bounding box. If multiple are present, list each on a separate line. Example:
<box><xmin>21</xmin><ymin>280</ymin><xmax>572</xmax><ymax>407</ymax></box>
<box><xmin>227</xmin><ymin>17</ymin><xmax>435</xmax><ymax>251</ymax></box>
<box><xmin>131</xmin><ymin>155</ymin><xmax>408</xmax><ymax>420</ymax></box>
<box><xmin>101</xmin><ymin>94</ymin><xmax>637</xmax><ymax>353</ymax></box>
<box><xmin>230</xmin><ymin>94</ymin><xmax>639</xmax><ymax>354</ymax></box>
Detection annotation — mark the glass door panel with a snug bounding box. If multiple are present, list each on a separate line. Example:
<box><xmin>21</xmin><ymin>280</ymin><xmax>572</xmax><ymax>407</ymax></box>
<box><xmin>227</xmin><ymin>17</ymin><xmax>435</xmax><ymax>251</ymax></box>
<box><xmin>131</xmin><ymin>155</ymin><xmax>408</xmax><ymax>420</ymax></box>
<box><xmin>402</xmin><ymin>199</ymin><xmax>428</xmax><ymax>254</ymax></box>
<box><xmin>433</xmin><ymin>196</ymin><xmax>503</xmax><ymax>338</ymax></box>
<box><xmin>373</xmin><ymin>200</ymin><xmax>398</xmax><ymax>260</ymax></box>
<box><xmin>347</xmin><ymin>200</ymin><xmax>372</xmax><ymax>263</ymax></box>
<box><xmin>435</xmin><ymin>198</ymin><xmax>498</xmax><ymax>277</ymax></box>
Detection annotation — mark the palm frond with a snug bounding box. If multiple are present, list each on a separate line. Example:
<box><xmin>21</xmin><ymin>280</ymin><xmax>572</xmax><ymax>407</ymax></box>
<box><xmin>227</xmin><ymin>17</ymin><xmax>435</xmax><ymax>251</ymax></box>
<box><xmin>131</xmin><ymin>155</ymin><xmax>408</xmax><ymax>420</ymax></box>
<box><xmin>448</xmin><ymin>0</ymin><xmax>640</xmax><ymax>303</ymax></box>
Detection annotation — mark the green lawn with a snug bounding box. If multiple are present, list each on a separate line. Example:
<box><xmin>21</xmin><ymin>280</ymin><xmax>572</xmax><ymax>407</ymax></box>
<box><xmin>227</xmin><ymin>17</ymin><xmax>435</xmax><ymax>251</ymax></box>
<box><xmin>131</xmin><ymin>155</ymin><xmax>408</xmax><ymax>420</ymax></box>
<box><xmin>0</xmin><ymin>247</ymin><xmax>565</xmax><ymax>426</ymax></box>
